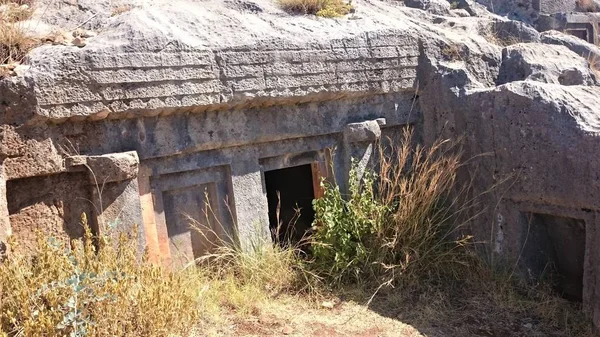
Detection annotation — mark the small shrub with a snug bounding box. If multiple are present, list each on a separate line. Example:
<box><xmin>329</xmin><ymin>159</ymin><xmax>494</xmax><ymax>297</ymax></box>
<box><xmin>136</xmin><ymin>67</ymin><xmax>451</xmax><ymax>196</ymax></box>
<box><xmin>278</xmin><ymin>0</ymin><xmax>353</xmax><ymax>17</ymax></box>
<box><xmin>311</xmin><ymin>129</ymin><xmax>472</xmax><ymax>286</ymax></box>
<box><xmin>0</xmin><ymin>214</ymin><xmax>202</xmax><ymax>337</ymax></box>
<box><xmin>441</xmin><ymin>44</ymin><xmax>463</xmax><ymax>61</ymax></box>
<box><xmin>577</xmin><ymin>0</ymin><xmax>598</xmax><ymax>12</ymax></box>
<box><xmin>0</xmin><ymin>21</ymin><xmax>39</xmax><ymax>65</ymax></box>
<box><xmin>0</xmin><ymin>1</ymin><xmax>38</xmax><ymax>66</ymax></box>
<box><xmin>0</xmin><ymin>2</ymin><xmax>33</xmax><ymax>22</ymax></box>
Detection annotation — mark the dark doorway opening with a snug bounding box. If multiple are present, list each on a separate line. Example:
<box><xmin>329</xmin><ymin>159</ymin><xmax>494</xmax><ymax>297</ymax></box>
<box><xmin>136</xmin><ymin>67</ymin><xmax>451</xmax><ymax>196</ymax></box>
<box><xmin>568</xmin><ymin>29</ymin><xmax>589</xmax><ymax>42</ymax></box>
<box><xmin>521</xmin><ymin>213</ymin><xmax>586</xmax><ymax>302</ymax></box>
<box><xmin>265</xmin><ymin>164</ymin><xmax>316</xmax><ymax>244</ymax></box>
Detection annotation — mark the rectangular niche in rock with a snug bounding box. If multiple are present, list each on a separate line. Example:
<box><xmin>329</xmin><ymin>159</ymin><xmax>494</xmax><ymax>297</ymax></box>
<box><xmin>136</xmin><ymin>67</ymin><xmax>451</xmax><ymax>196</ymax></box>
<box><xmin>6</xmin><ymin>172</ymin><xmax>94</xmax><ymax>253</ymax></box>
<box><xmin>265</xmin><ymin>164</ymin><xmax>316</xmax><ymax>244</ymax></box>
<box><xmin>521</xmin><ymin>212</ymin><xmax>586</xmax><ymax>301</ymax></box>
<box><xmin>162</xmin><ymin>183</ymin><xmax>219</xmax><ymax>267</ymax></box>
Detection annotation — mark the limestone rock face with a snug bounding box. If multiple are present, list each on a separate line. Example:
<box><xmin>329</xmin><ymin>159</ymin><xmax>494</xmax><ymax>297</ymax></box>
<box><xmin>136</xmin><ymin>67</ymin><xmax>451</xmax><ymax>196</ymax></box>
<box><xmin>404</xmin><ymin>0</ymin><xmax>452</xmax><ymax>16</ymax></box>
<box><xmin>490</xmin><ymin>19</ymin><xmax>541</xmax><ymax>43</ymax></box>
<box><xmin>2</xmin><ymin>0</ymin><xmax>600</xmax><ymax>328</ymax></box>
<box><xmin>541</xmin><ymin>30</ymin><xmax>600</xmax><ymax>60</ymax></box>
<box><xmin>497</xmin><ymin>43</ymin><xmax>597</xmax><ymax>85</ymax></box>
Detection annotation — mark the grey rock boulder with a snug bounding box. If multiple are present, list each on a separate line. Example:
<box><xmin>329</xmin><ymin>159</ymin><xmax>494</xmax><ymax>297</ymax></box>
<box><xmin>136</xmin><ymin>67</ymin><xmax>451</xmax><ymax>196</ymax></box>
<box><xmin>497</xmin><ymin>43</ymin><xmax>597</xmax><ymax>85</ymax></box>
<box><xmin>456</xmin><ymin>0</ymin><xmax>493</xmax><ymax>16</ymax></box>
<box><xmin>541</xmin><ymin>30</ymin><xmax>600</xmax><ymax>62</ymax></box>
<box><xmin>404</xmin><ymin>0</ymin><xmax>452</xmax><ymax>15</ymax></box>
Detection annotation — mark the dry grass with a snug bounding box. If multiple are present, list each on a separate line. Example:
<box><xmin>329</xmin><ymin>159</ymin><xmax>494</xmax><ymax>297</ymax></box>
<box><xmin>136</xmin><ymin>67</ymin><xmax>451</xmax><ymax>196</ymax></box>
<box><xmin>483</xmin><ymin>26</ymin><xmax>524</xmax><ymax>47</ymax></box>
<box><xmin>0</xmin><ymin>22</ymin><xmax>39</xmax><ymax>64</ymax></box>
<box><xmin>577</xmin><ymin>0</ymin><xmax>598</xmax><ymax>12</ymax></box>
<box><xmin>0</xmin><ymin>2</ymin><xmax>33</xmax><ymax>22</ymax></box>
<box><xmin>0</xmin><ymin>215</ymin><xmax>202</xmax><ymax>337</ymax></box>
<box><xmin>278</xmin><ymin>0</ymin><xmax>353</xmax><ymax>17</ymax></box>
<box><xmin>111</xmin><ymin>4</ymin><xmax>133</xmax><ymax>16</ymax></box>
<box><xmin>0</xmin><ymin>1</ymin><xmax>38</xmax><ymax>66</ymax></box>
<box><xmin>441</xmin><ymin>44</ymin><xmax>463</xmax><ymax>61</ymax></box>
<box><xmin>587</xmin><ymin>53</ymin><xmax>600</xmax><ymax>80</ymax></box>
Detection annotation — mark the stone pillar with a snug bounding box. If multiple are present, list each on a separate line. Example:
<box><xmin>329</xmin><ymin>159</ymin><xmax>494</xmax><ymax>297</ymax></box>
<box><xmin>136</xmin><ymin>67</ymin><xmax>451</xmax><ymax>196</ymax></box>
<box><xmin>138</xmin><ymin>165</ymin><xmax>161</xmax><ymax>264</ymax></box>
<box><xmin>0</xmin><ymin>164</ymin><xmax>10</xmax><ymax>256</ymax></box>
<box><xmin>229</xmin><ymin>157</ymin><xmax>270</xmax><ymax>251</ymax></box>
<box><xmin>342</xmin><ymin>119</ymin><xmax>385</xmax><ymax>191</ymax></box>
<box><xmin>66</xmin><ymin>151</ymin><xmax>146</xmax><ymax>252</ymax></box>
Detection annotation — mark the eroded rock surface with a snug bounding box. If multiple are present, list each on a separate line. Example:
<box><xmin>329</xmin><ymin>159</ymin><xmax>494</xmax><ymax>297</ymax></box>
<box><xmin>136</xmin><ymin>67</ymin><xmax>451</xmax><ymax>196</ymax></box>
<box><xmin>1</xmin><ymin>0</ymin><xmax>600</xmax><ymax>327</ymax></box>
<box><xmin>498</xmin><ymin>43</ymin><xmax>597</xmax><ymax>85</ymax></box>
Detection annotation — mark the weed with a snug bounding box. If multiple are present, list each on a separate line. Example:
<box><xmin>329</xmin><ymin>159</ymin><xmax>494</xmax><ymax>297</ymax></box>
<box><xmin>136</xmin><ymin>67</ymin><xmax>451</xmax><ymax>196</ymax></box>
<box><xmin>0</xmin><ymin>2</ymin><xmax>33</xmax><ymax>22</ymax></box>
<box><xmin>0</xmin><ymin>1</ymin><xmax>38</xmax><ymax>66</ymax></box>
<box><xmin>189</xmin><ymin>213</ymin><xmax>322</xmax><ymax>298</ymax></box>
<box><xmin>278</xmin><ymin>0</ymin><xmax>353</xmax><ymax>17</ymax></box>
<box><xmin>483</xmin><ymin>26</ymin><xmax>524</xmax><ymax>46</ymax></box>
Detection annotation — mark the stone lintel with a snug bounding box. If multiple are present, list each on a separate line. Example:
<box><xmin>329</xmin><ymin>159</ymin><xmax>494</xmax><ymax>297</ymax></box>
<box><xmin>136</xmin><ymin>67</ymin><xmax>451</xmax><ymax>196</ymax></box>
<box><xmin>66</xmin><ymin>151</ymin><xmax>139</xmax><ymax>183</ymax></box>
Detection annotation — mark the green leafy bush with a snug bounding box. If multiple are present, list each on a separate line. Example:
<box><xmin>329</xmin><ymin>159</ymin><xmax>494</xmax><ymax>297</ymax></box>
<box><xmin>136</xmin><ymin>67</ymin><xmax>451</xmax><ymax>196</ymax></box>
<box><xmin>311</xmin><ymin>129</ymin><xmax>473</xmax><ymax>286</ymax></box>
<box><xmin>311</xmin><ymin>163</ymin><xmax>384</xmax><ymax>283</ymax></box>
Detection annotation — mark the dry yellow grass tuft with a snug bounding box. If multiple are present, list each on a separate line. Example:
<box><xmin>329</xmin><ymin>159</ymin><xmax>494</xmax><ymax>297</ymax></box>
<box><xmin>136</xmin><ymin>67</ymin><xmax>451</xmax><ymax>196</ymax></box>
<box><xmin>0</xmin><ymin>1</ymin><xmax>38</xmax><ymax>67</ymax></box>
<box><xmin>0</xmin><ymin>2</ymin><xmax>33</xmax><ymax>22</ymax></box>
<box><xmin>577</xmin><ymin>0</ymin><xmax>598</xmax><ymax>12</ymax></box>
<box><xmin>278</xmin><ymin>0</ymin><xmax>353</xmax><ymax>17</ymax></box>
<box><xmin>587</xmin><ymin>53</ymin><xmax>600</xmax><ymax>79</ymax></box>
<box><xmin>111</xmin><ymin>4</ymin><xmax>133</xmax><ymax>16</ymax></box>
<box><xmin>0</xmin><ymin>215</ymin><xmax>203</xmax><ymax>337</ymax></box>
<box><xmin>441</xmin><ymin>43</ymin><xmax>463</xmax><ymax>61</ymax></box>
<box><xmin>0</xmin><ymin>22</ymin><xmax>38</xmax><ymax>65</ymax></box>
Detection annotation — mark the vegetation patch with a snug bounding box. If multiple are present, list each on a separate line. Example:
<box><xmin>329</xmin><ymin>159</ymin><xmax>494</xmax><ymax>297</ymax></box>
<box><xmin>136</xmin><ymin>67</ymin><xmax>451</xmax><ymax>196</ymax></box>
<box><xmin>0</xmin><ymin>22</ymin><xmax>38</xmax><ymax>65</ymax></box>
<box><xmin>0</xmin><ymin>216</ymin><xmax>201</xmax><ymax>337</ymax></box>
<box><xmin>0</xmin><ymin>0</ymin><xmax>38</xmax><ymax>75</ymax></box>
<box><xmin>278</xmin><ymin>0</ymin><xmax>353</xmax><ymax>18</ymax></box>
<box><xmin>587</xmin><ymin>53</ymin><xmax>600</xmax><ymax>79</ymax></box>
<box><xmin>312</xmin><ymin>130</ymin><xmax>470</xmax><ymax>287</ymax></box>
<box><xmin>576</xmin><ymin>0</ymin><xmax>598</xmax><ymax>12</ymax></box>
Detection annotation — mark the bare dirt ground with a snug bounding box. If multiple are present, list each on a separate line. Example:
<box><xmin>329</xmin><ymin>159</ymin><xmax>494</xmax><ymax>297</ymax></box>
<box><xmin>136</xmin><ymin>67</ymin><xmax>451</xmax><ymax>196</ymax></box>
<box><xmin>194</xmin><ymin>285</ymin><xmax>593</xmax><ymax>337</ymax></box>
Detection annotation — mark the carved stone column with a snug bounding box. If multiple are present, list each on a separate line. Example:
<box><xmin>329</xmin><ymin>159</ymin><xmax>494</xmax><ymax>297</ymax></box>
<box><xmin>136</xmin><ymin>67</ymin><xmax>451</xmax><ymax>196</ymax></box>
<box><xmin>0</xmin><ymin>163</ymin><xmax>10</xmax><ymax>256</ymax></box>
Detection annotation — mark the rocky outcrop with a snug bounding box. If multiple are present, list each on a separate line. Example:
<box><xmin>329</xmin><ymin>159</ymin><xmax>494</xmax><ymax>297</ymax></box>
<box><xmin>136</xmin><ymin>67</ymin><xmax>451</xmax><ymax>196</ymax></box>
<box><xmin>497</xmin><ymin>43</ymin><xmax>597</xmax><ymax>85</ymax></box>
<box><xmin>541</xmin><ymin>29</ymin><xmax>600</xmax><ymax>60</ymax></box>
<box><xmin>1</xmin><ymin>0</ymin><xmax>600</xmax><ymax>326</ymax></box>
